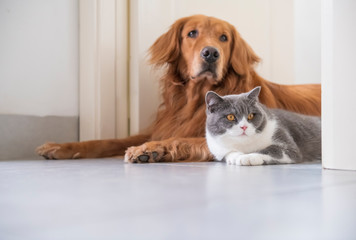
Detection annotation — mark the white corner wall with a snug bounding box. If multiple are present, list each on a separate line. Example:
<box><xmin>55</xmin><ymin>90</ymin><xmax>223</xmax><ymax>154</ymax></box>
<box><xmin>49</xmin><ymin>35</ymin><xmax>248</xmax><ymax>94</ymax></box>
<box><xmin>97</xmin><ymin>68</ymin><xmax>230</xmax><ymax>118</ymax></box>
<box><xmin>0</xmin><ymin>0</ymin><xmax>79</xmax><ymax>117</ymax></box>
<box><xmin>294</xmin><ymin>0</ymin><xmax>321</xmax><ymax>84</ymax></box>
<box><xmin>322</xmin><ymin>0</ymin><xmax>356</xmax><ymax>170</ymax></box>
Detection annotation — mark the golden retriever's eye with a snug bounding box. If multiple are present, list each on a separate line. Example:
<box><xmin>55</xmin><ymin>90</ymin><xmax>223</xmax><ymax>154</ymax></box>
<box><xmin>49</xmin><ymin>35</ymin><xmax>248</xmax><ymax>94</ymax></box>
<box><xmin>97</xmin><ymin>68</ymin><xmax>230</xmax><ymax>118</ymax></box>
<box><xmin>226</xmin><ymin>114</ymin><xmax>235</xmax><ymax>121</ymax></box>
<box><xmin>188</xmin><ymin>30</ymin><xmax>198</xmax><ymax>38</ymax></box>
<box><xmin>248</xmin><ymin>113</ymin><xmax>254</xmax><ymax>120</ymax></box>
<box><xmin>220</xmin><ymin>34</ymin><xmax>228</xmax><ymax>42</ymax></box>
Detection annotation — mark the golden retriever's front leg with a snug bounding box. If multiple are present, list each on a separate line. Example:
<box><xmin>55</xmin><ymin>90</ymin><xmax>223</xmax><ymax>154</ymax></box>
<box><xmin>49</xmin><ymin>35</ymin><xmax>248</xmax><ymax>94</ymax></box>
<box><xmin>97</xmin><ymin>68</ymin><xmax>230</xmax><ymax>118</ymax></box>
<box><xmin>124</xmin><ymin>137</ymin><xmax>214</xmax><ymax>163</ymax></box>
<box><xmin>36</xmin><ymin>134</ymin><xmax>150</xmax><ymax>159</ymax></box>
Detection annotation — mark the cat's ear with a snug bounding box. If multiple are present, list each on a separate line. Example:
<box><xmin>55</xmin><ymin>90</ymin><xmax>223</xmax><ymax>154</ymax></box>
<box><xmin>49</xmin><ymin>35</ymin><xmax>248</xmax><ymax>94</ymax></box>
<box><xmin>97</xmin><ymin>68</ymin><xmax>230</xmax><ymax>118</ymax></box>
<box><xmin>206</xmin><ymin>91</ymin><xmax>224</xmax><ymax>113</ymax></box>
<box><xmin>247</xmin><ymin>86</ymin><xmax>261</xmax><ymax>101</ymax></box>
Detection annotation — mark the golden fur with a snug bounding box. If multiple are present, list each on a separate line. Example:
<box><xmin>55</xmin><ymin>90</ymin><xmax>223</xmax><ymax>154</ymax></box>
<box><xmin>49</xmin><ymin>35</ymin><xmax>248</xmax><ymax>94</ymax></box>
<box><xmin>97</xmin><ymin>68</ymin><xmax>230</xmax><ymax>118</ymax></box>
<box><xmin>37</xmin><ymin>15</ymin><xmax>321</xmax><ymax>162</ymax></box>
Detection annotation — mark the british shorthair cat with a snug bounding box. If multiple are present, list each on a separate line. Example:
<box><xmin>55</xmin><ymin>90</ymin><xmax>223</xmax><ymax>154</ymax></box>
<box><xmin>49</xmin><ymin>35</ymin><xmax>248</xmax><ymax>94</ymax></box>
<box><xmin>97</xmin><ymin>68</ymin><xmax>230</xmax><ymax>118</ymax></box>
<box><xmin>205</xmin><ymin>87</ymin><xmax>321</xmax><ymax>165</ymax></box>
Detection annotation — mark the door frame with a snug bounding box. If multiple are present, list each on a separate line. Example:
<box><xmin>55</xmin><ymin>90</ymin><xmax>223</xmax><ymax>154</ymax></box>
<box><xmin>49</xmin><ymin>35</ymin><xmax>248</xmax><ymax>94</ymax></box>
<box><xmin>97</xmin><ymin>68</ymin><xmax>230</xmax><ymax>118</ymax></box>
<box><xmin>79</xmin><ymin>0</ymin><xmax>128</xmax><ymax>141</ymax></box>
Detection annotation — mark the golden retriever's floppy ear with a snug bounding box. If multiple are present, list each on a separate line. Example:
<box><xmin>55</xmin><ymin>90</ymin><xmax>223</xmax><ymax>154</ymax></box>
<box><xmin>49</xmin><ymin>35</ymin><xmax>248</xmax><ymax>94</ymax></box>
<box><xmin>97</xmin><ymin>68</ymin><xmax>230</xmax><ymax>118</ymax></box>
<box><xmin>230</xmin><ymin>26</ymin><xmax>260</xmax><ymax>76</ymax></box>
<box><xmin>149</xmin><ymin>18</ymin><xmax>187</xmax><ymax>66</ymax></box>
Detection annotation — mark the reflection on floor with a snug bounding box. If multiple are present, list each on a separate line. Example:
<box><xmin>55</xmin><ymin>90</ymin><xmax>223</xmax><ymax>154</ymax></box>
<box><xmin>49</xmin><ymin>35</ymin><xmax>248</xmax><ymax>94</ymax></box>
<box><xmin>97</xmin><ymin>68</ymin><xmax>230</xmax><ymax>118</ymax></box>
<box><xmin>1</xmin><ymin>159</ymin><xmax>356</xmax><ymax>240</ymax></box>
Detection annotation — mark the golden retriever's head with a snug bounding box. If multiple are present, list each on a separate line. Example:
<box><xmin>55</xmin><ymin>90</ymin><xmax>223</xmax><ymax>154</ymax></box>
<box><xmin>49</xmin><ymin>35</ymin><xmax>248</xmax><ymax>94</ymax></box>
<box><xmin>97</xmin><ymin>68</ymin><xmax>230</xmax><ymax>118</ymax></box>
<box><xmin>149</xmin><ymin>15</ymin><xmax>260</xmax><ymax>84</ymax></box>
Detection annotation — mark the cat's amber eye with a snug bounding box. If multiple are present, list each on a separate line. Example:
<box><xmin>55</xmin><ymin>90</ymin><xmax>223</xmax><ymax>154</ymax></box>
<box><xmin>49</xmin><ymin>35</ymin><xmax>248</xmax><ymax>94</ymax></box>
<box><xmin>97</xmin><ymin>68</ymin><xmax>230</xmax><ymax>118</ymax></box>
<box><xmin>227</xmin><ymin>114</ymin><xmax>235</xmax><ymax>121</ymax></box>
<box><xmin>248</xmin><ymin>113</ymin><xmax>254</xmax><ymax>120</ymax></box>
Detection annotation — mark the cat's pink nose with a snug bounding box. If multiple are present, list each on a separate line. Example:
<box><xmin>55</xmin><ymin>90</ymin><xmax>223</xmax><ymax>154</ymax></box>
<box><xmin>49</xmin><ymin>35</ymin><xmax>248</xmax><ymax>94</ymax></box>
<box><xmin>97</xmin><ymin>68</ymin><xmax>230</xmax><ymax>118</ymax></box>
<box><xmin>241</xmin><ymin>125</ymin><xmax>247</xmax><ymax>131</ymax></box>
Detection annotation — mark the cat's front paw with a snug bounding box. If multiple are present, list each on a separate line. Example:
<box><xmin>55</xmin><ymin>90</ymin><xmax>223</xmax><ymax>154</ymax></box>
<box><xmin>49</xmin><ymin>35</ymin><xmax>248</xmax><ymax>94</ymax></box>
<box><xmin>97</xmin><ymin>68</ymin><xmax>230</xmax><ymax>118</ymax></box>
<box><xmin>226</xmin><ymin>153</ymin><xmax>264</xmax><ymax>166</ymax></box>
<box><xmin>225</xmin><ymin>152</ymin><xmax>243</xmax><ymax>165</ymax></box>
<box><xmin>239</xmin><ymin>154</ymin><xmax>264</xmax><ymax>166</ymax></box>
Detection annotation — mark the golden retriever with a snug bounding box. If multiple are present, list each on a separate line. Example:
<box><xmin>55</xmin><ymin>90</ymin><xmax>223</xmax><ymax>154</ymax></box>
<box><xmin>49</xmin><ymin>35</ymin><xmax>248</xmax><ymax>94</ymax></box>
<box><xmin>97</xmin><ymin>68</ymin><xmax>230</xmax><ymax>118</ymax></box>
<box><xmin>36</xmin><ymin>15</ymin><xmax>321</xmax><ymax>163</ymax></box>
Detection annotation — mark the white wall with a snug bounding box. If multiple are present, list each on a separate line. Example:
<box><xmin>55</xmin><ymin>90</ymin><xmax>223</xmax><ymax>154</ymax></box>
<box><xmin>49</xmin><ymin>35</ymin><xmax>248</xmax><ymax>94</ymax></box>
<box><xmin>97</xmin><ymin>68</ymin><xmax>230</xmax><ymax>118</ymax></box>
<box><xmin>129</xmin><ymin>0</ymin><xmax>321</xmax><ymax>134</ymax></box>
<box><xmin>294</xmin><ymin>0</ymin><xmax>321</xmax><ymax>84</ymax></box>
<box><xmin>130</xmin><ymin>0</ymin><xmax>165</xmax><ymax>134</ymax></box>
<box><xmin>322</xmin><ymin>0</ymin><xmax>356</xmax><ymax>170</ymax></box>
<box><xmin>0</xmin><ymin>0</ymin><xmax>79</xmax><ymax>117</ymax></box>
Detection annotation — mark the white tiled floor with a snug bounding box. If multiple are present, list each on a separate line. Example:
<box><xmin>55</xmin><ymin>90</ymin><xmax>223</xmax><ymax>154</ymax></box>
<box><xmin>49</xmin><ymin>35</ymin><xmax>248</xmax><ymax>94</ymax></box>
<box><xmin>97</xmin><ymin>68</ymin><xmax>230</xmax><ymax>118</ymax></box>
<box><xmin>0</xmin><ymin>159</ymin><xmax>356</xmax><ymax>240</ymax></box>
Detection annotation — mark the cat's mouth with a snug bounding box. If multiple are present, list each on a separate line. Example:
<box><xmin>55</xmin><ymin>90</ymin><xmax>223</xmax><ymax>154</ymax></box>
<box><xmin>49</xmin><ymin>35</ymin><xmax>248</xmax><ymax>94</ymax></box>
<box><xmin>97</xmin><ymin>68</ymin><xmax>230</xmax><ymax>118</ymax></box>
<box><xmin>232</xmin><ymin>130</ymin><xmax>249</xmax><ymax>137</ymax></box>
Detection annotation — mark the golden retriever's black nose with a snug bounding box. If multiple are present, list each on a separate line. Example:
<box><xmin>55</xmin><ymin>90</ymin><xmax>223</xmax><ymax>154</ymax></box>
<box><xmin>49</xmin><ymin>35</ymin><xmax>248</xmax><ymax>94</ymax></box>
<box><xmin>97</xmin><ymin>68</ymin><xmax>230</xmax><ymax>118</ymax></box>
<box><xmin>201</xmin><ymin>46</ymin><xmax>220</xmax><ymax>63</ymax></box>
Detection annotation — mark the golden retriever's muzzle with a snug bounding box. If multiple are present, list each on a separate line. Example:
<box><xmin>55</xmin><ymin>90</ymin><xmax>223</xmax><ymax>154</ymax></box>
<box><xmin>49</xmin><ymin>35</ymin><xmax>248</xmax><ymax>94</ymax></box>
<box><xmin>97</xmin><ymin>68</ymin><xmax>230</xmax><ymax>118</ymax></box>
<box><xmin>196</xmin><ymin>46</ymin><xmax>220</xmax><ymax>79</ymax></box>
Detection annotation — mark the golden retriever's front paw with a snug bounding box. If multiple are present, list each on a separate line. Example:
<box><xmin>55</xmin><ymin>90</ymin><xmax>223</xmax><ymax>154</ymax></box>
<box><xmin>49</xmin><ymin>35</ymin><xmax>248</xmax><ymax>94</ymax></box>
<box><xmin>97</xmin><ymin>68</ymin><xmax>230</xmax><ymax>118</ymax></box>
<box><xmin>36</xmin><ymin>142</ymin><xmax>81</xmax><ymax>160</ymax></box>
<box><xmin>124</xmin><ymin>142</ymin><xmax>167</xmax><ymax>163</ymax></box>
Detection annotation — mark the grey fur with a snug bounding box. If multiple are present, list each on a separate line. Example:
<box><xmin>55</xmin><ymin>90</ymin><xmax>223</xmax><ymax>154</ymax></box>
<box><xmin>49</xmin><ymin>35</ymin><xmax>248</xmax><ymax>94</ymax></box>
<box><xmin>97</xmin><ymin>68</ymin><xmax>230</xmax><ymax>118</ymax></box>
<box><xmin>205</xmin><ymin>87</ymin><xmax>321</xmax><ymax>164</ymax></box>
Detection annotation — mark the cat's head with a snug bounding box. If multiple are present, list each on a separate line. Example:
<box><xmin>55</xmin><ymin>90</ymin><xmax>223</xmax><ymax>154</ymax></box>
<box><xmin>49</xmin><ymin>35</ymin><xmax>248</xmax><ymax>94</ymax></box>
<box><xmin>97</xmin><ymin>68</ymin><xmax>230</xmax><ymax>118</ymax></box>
<box><xmin>205</xmin><ymin>87</ymin><xmax>268</xmax><ymax>138</ymax></box>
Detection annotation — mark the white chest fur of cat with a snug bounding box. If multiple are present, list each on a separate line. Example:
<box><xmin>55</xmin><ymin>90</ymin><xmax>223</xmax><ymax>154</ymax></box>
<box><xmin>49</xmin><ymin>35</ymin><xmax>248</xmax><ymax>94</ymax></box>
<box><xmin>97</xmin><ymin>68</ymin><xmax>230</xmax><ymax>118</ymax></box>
<box><xmin>206</xmin><ymin>118</ymin><xmax>281</xmax><ymax>165</ymax></box>
<box><xmin>205</xmin><ymin>87</ymin><xmax>321</xmax><ymax>166</ymax></box>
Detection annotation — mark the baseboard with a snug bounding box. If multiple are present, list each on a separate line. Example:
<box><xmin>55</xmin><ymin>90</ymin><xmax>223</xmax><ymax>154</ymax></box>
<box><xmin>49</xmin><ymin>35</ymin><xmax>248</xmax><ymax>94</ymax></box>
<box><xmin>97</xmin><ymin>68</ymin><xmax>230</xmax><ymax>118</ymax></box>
<box><xmin>0</xmin><ymin>114</ymin><xmax>78</xmax><ymax>160</ymax></box>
